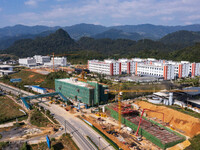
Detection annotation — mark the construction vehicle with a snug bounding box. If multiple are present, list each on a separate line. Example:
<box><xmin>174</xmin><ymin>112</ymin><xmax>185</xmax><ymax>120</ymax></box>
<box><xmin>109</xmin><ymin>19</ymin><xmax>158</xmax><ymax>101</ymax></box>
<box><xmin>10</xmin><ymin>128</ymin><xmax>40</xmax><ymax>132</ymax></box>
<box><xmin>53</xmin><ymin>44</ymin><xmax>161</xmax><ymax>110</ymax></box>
<box><xmin>96</xmin><ymin>112</ymin><xmax>107</xmax><ymax>117</ymax></box>
<box><xmin>77</xmin><ymin>70</ymin><xmax>87</xmax><ymax>82</ymax></box>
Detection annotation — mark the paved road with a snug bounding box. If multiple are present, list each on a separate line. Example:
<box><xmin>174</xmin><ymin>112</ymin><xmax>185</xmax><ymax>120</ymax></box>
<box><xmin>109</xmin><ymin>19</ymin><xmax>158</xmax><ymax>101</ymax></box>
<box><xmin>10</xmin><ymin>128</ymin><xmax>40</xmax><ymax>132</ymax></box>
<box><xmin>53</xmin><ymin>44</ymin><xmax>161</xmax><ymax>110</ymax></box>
<box><xmin>0</xmin><ymin>82</ymin><xmax>114</xmax><ymax>150</ymax></box>
<box><xmin>47</xmin><ymin>104</ymin><xmax>114</xmax><ymax>150</ymax></box>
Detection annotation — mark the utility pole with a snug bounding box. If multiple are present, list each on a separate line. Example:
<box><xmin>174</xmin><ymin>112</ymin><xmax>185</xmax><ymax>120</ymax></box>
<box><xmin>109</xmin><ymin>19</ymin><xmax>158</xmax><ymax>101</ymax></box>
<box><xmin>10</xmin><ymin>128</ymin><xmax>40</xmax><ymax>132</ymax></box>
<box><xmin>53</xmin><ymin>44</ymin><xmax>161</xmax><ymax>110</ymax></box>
<box><xmin>64</xmin><ymin>120</ymin><xmax>67</xmax><ymax>135</ymax></box>
<box><xmin>98</xmin><ymin>137</ymin><xmax>101</xmax><ymax>148</ymax></box>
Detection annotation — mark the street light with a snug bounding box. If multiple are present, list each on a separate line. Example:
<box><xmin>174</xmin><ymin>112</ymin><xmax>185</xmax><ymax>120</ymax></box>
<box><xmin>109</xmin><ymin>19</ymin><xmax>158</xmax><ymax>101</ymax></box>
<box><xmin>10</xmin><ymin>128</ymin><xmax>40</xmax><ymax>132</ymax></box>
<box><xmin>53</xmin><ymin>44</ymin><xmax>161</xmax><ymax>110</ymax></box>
<box><xmin>98</xmin><ymin>137</ymin><xmax>101</xmax><ymax>148</ymax></box>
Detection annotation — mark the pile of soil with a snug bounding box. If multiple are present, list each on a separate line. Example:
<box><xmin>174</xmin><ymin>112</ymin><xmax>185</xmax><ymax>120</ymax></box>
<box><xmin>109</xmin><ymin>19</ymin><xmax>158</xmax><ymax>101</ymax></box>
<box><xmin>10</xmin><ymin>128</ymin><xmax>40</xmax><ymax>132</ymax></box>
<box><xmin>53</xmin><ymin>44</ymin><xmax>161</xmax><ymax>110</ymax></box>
<box><xmin>135</xmin><ymin>101</ymin><xmax>200</xmax><ymax>137</ymax></box>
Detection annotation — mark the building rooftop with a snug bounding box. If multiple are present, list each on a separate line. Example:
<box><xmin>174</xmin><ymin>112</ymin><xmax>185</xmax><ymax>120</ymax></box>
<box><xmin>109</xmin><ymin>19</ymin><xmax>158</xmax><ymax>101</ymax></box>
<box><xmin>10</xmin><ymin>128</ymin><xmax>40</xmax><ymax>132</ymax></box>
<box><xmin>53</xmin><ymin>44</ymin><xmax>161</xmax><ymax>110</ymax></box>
<box><xmin>31</xmin><ymin>86</ymin><xmax>46</xmax><ymax>91</ymax></box>
<box><xmin>0</xmin><ymin>65</ymin><xmax>13</xmax><ymax>68</ymax></box>
<box><xmin>153</xmin><ymin>91</ymin><xmax>169</xmax><ymax>97</ymax></box>
<box><xmin>183</xmin><ymin>87</ymin><xmax>200</xmax><ymax>96</ymax></box>
<box><xmin>0</xmin><ymin>70</ymin><xmax>15</xmax><ymax>73</ymax></box>
<box><xmin>187</xmin><ymin>99</ymin><xmax>200</xmax><ymax>105</ymax></box>
<box><xmin>57</xmin><ymin>78</ymin><xmax>94</xmax><ymax>89</ymax></box>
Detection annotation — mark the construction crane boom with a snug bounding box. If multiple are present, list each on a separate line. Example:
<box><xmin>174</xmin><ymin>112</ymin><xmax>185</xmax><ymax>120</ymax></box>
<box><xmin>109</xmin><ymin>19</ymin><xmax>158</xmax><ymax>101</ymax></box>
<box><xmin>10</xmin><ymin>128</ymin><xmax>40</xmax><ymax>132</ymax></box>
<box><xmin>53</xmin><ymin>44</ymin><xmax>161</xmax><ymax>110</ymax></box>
<box><xmin>104</xmin><ymin>87</ymin><xmax>195</xmax><ymax>135</ymax></box>
<box><xmin>135</xmin><ymin>108</ymin><xmax>165</xmax><ymax>136</ymax></box>
<box><xmin>48</xmin><ymin>53</ymin><xmax>78</xmax><ymax>72</ymax></box>
<box><xmin>106</xmin><ymin>89</ymin><xmax>197</xmax><ymax>93</ymax></box>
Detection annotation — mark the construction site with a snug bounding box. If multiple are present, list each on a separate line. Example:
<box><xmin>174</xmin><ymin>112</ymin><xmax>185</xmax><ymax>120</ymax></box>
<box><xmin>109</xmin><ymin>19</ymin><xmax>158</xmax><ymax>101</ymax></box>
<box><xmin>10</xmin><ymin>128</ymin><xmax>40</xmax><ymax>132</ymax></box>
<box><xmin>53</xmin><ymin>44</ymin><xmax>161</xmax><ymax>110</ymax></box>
<box><xmin>105</xmin><ymin>103</ymin><xmax>185</xmax><ymax>149</ymax></box>
<box><xmin>55</xmin><ymin>77</ymin><xmax>109</xmax><ymax>106</ymax></box>
<box><xmin>1</xmin><ymin>57</ymin><xmax>200</xmax><ymax>149</ymax></box>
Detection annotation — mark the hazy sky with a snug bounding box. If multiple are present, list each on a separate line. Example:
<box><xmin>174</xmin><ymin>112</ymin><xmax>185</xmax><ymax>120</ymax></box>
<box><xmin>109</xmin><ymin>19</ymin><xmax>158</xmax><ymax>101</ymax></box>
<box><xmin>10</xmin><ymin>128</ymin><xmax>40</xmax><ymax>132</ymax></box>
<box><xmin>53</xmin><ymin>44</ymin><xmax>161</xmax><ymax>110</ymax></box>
<box><xmin>0</xmin><ymin>0</ymin><xmax>200</xmax><ymax>27</ymax></box>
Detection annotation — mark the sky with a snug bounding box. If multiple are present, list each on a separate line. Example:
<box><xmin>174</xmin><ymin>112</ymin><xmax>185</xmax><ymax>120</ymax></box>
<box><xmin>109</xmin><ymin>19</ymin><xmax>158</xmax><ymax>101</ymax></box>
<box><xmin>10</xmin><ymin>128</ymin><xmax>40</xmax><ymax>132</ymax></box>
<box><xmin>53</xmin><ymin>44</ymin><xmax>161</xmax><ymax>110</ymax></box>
<box><xmin>0</xmin><ymin>0</ymin><xmax>200</xmax><ymax>27</ymax></box>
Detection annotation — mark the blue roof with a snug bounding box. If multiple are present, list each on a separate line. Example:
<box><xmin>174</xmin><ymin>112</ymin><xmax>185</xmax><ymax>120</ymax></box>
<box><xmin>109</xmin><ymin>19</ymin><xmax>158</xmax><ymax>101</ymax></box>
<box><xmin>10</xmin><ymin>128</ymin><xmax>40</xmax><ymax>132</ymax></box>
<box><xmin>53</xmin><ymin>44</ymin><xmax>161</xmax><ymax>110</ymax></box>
<box><xmin>32</xmin><ymin>86</ymin><xmax>46</xmax><ymax>91</ymax></box>
<box><xmin>183</xmin><ymin>87</ymin><xmax>200</xmax><ymax>96</ymax></box>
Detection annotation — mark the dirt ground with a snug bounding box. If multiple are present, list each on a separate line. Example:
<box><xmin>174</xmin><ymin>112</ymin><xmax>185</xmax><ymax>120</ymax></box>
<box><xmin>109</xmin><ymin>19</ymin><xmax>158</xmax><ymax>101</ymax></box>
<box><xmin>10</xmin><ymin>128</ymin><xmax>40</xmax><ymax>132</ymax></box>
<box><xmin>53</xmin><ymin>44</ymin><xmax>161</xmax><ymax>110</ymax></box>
<box><xmin>81</xmin><ymin>116</ymin><xmax>131</xmax><ymax>150</ymax></box>
<box><xmin>35</xmin><ymin>78</ymin><xmax>44</xmax><ymax>83</ymax></box>
<box><xmin>135</xmin><ymin>101</ymin><xmax>200</xmax><ymax>137</ymax></box>
<box><xmin>28</xmin><ymin>75</ymin><xmax>35</xmax><ymax>78</ymax></box>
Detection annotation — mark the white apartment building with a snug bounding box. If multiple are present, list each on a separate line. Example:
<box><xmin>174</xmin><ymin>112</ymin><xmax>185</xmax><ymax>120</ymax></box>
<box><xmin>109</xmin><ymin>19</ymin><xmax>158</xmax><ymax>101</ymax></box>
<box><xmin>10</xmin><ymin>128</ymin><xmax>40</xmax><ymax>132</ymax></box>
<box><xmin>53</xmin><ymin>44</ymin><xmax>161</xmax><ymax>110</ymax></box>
<box><xmin>88</xmin><ymin>58</ymin><xmax>200</xmax><ymax>80</ymax></box>
<box><xmin>136</xmin><ymin>62</ymin><xmax>175</xmax><ymax>80</ymax></box>
<box><xmin>19</xmin><ymin>57</ymin><xmax>36</xmax><ymax>67</ymax></box>
<box><xmin>88</xmin><ymin>59</ymin><xmax>120</xmax><ymax>75</ymax></box>
<box><xmin>191</xmin><ymin>63</ymin><xmax>200</xmax><ymax>77</ymax></box>
<box><xmin>33</xmin><ymin>55</ymin><xmax>51</xmax><ymax>65</ymax></box>
<box><xmin>118</xmin><ymin>59</ymin><xmax>136</xmax><ymax>74</ymax></box>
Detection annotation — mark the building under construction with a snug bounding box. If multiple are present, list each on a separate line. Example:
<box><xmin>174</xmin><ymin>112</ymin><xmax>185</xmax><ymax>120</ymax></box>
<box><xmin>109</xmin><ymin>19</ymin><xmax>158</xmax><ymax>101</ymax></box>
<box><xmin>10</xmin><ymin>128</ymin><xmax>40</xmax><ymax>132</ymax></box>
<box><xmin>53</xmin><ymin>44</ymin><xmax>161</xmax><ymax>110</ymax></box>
<box><xmin>55</xmin><ymin>78</ymin><xmax>108</xmax><ymax>106</ymax></box>
<box><xmin>105</xmin><ymin>103</ymin><xmax>185</xmax><ymax>149</ymax></box>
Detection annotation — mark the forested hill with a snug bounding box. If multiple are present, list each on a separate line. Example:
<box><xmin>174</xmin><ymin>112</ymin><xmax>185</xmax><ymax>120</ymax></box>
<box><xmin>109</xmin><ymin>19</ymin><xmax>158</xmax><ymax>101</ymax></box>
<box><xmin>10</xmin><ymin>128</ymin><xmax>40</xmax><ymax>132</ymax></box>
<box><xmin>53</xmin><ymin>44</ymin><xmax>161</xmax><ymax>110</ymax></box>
<box><xmin>160</xmin><ymin>30</ymin><xmax>200</xmax><ymax>46</ymax></box>
<box><xmin>5</xmin><ymin>29</ymin><xmax>78</xmax><ymax>57</ymax></box>
<box><xmin>3</xmin><ymin>29</ymin><xmax>200</xmax><ymax>63</ymax></box>
<box><xmin>4</xmin><ymin>28</ymin><xmax>182</xmax><ymax>57</ymax></box>
<box><xmin>1</xmin><ymin>24</ymin><xmax>200</xmax><ymax>50</ymax></box>
<box><xmin>92</xmin><ymin>29</ymin><xmax>144</xmax><ymax>41</ymax></box>
<box><xmin>169</xmin><ymin>43</ymin><xmax>200</xmax><ymax>62</ymax></box>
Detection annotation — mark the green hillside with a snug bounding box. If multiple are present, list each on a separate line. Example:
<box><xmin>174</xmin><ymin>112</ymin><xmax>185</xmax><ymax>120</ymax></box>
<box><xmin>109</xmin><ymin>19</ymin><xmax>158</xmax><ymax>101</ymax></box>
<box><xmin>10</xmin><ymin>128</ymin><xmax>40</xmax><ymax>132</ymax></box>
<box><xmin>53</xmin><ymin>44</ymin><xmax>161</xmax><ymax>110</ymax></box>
<box><xmin>2</xmin><ymin>29</ymin><xmax>200</xmax><ymax>63</ymax></box>
<box><xmin>5</xmin><ymin>29</ymin><xmax>77</xmax><ymax>57</ymax></box>
<box><xmin>160</xmin><ymin>30</ymin><xmax>200</xmax><ymax>46</ymax></box>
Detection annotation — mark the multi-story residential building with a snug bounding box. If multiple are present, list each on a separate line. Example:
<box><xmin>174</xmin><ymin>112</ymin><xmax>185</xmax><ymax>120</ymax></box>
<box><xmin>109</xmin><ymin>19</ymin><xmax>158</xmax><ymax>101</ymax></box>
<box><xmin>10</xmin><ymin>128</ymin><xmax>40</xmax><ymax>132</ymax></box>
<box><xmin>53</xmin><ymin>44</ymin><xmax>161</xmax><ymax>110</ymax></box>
<box><xmin>136</xmin><ymin>62</ymin><xmax>175</xmax><ymax>80</ymax></box>
<box><xmin>190</xmin><ymin>62</ymin><xmax>200</xmax><ymax>77</ymax></box>
<box><xmin>88</xmin><ymin>58</ymin><xmax>200</xmax><ymax>80</ymax></box>
<box><xmin>88</xmin><ymin>59</ymin><xmax>120</xmax><ymax>75</ymax></box>
<box><xmin>118</xmin><ymin>59</ymin><xmax>136</xmax><ymax>74</ymax></box>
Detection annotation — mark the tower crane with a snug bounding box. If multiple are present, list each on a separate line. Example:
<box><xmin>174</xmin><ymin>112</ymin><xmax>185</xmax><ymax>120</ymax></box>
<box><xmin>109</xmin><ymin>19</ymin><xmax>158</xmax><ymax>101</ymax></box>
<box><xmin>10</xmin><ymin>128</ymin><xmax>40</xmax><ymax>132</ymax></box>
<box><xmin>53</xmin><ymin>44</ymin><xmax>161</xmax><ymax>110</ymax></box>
<box><xmin>48</xmin><ymin>53</ymin><xmax>78</xmax><ymax>72</ymax></box>
<box><xmin>105</xmin><ymin>88</ymin><xmax>197</xmax><ymax>134</ymax></box>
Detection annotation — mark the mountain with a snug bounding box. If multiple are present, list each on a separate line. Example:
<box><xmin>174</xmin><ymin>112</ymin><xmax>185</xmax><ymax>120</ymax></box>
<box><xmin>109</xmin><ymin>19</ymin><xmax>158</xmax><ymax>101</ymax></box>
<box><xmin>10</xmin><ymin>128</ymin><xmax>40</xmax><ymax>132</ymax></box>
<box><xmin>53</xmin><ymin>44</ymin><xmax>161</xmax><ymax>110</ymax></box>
<box><xmin>160</xmin><ymin>30</ymin><xmax>200</xmax><ymax>46</ymax></box>
<box><xmin>92</xmin><ymin>29</ymin><xmax>144</xmax><ymax>41</ymax></box>
<box><xmin>64</xmin><ymin>23</ymin><xmax>107</xmax><ymax>40</ymax></box>
<box><xmin>5</xmin><ymin>29</ymin><xmax>77</xmax><ymax>57</ymax></box>
<box><xmin>2</xmin><ymin>29</ymin><xmax>200</xmax><ymax>62</ymax></box>
<box><xmin>3</xmin><ymin>29</ymin><xmax>178</xmax><ymax>57</ymax></box>
<box><xmin>169</xmin><ymin>43</ymin><xmax>200</xmax><ymax>62</ymax></box>
<box><xmin>0</xmin><ymin>30</ymin><xmax>56</xmax><ymax>50</ymax></box>
<box><xmin>112</xmin><ymin>24</ymin><xmax>200</xmax><ymax>39</ymax></box>
<box><xmin>77</xmin><ymin>37</ymin><xmax>179</xmax><ymax>56</ymax></box>
<box><xmin>0</xmin><ymin>24</ymin><xmax>59</xmax><ymax>38</ymax></box>
<box><xmin>1</xmin><ymin>23</ymin><xmax>200</xmax><ymax>42</ymax></box>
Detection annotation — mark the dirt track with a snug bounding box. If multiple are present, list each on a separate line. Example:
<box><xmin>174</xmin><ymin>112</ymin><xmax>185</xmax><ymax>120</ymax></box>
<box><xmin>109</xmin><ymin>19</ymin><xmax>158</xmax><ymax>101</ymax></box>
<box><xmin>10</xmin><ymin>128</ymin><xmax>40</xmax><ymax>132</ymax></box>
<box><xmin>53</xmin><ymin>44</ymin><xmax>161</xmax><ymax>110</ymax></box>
<box><xmin>135</xmin><ymin>101</ymin><xmax>200</xmax><ymax>137</ymax></box>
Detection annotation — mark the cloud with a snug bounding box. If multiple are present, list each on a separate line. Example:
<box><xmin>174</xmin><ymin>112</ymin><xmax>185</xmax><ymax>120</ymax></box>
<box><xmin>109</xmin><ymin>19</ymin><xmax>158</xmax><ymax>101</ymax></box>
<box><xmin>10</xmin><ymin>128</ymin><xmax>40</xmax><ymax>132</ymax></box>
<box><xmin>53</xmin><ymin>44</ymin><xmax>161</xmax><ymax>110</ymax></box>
<box><xmin>187</xmin><ymin>15</ymin><xmax>200</xmax><ymax>21</ymax></box>
<box><xmin>5</xmin><ymin>0</ymin><xmax>200</xmax><ymax>26</ymax></box>
<box><xmin>25</xmin><ymin>0</ymin><xmax>37</xmax><ymax>6</ymax></box>
<box><xmin>184</xmin><ymin>22</ymin><xmax>193</xmax><ymax>25</ymax></box>
<box><xmin>24</xmin><ymin>0</ymin><xmax>45</xmax><ymax>7</ymax></box>
<box><xmin>161</xmin><ymin>17</ymin><xmax>174</xmax><ymax>22</ymax></box>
